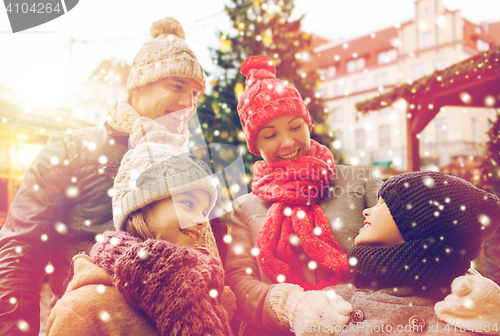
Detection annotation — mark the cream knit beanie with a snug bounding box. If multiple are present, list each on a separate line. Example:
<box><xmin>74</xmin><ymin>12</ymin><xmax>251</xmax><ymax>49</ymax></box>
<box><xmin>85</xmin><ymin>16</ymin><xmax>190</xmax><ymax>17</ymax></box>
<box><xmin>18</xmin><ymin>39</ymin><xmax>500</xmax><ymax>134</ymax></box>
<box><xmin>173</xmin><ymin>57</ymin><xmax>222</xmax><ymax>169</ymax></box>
<box><xmin>127</xmin><ymin>17</ymin><xmax>206</xmax><ymax>95</ymax></box>
<box><xmin>435</xmin><ymin>273</ymin><xmax>500</xmax><ymax>334</ymax></box>
<box><xmin>112</xmin><ymin>141</ymin><xmax>217</xmax><ymax>232</ymax></box>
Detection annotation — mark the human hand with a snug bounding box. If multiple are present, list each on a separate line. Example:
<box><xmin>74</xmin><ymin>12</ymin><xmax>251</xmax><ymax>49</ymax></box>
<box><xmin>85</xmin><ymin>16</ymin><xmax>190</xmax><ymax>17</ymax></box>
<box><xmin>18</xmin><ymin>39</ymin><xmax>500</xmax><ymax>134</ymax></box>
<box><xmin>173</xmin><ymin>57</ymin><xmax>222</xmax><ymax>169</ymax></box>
<box><xmin>435</xmin><ymin>274</ymin><xmax>500</xmax><ymax>335</ymax></box>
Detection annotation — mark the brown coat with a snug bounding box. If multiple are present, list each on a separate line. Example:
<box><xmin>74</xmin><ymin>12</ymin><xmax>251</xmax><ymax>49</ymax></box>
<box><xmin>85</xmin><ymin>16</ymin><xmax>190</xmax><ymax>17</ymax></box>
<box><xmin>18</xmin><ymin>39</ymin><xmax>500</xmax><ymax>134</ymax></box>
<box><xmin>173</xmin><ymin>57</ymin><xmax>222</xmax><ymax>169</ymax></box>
<box><xmin>225</xmin><ymin>165</ymin><xmax>382</xmax><ymax>336</ymax></box>
<box><xmin>46</xmin><ymin>255</ymin><xmax>159</xmax><ymax>336</ymax></box>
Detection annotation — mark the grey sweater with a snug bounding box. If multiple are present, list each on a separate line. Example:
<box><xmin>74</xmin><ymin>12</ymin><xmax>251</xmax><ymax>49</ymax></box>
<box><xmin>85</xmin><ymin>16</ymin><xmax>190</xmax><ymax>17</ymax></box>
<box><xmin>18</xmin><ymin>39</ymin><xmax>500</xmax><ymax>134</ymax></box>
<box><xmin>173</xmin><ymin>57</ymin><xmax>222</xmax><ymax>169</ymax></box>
<box><xmin>225</xmin><ymin>165</ymin><xmax>382</xmax><ymax>336</ymax></box>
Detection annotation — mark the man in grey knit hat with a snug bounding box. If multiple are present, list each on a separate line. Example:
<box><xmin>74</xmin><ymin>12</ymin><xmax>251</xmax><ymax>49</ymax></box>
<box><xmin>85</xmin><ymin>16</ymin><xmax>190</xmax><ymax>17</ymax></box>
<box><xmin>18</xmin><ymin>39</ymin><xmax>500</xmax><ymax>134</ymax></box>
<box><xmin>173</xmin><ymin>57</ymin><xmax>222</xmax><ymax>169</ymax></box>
<box><xmin>0</xmin><ymin>17</ymin><xmax>219</xmax><ymax>336</ymax></box>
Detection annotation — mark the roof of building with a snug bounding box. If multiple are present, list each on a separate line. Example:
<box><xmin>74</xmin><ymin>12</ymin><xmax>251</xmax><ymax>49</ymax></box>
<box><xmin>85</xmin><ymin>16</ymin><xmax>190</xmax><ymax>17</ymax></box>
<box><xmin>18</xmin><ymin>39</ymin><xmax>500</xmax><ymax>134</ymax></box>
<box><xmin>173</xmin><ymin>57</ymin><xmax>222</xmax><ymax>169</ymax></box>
<box><xmin>310</xmin><ymin>26</ymin><xmax>399</xmax><ymax>78</ymax></box>
<box><xmin>355</xmin><ymin>46</ymin><xmax>500</xmax><ymax>113</ymax></box>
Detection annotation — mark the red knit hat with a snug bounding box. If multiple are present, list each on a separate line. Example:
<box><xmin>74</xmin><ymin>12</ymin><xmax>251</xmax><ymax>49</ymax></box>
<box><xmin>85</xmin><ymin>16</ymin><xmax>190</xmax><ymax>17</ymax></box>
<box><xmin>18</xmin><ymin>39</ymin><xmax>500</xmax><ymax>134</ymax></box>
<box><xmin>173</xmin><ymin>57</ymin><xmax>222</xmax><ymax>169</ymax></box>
<box><xmin>237</xmin><ymin>55</ymin><xmax>312</xmax><ymax>156</ymax></box>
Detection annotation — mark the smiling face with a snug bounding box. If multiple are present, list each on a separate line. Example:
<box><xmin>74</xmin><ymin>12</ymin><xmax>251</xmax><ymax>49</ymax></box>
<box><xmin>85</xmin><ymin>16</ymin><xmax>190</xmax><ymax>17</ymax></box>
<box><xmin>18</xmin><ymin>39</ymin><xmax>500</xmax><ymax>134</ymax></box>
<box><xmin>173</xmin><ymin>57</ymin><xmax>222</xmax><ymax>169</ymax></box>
<box><xmin>254</xmin><ymin>115</ymin><xmax>311</xmax><ymax>162</ymax></box>
<box><xmin>129</xmin><ymin>77</ymin><xmax>202</xmax><ymax>134</ymax></box>
<box><xmin>143</xmin><ymin>189</ymin><xmax>211</xmax><ymax>248</ymax></box>
<box><xmin>354</xmin><ymin>197</ymin><xmax>405</xmax><ymax>248</ymax></box>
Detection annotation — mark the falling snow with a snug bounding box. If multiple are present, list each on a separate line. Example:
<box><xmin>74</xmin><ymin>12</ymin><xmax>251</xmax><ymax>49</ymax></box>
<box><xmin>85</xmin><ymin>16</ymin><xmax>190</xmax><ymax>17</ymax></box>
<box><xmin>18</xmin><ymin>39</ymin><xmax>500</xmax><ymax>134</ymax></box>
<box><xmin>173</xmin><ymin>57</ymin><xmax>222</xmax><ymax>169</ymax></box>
<box><xmin>289</xmin><ymin>234</ymin><xmax>300</xmax><ymax>246</ymax></box>
<box><xmin>251</xmin><ymin>247</ymin><xmax>259</xmax><ymax>257</ymax></box>
<box><xmin>55</xmin><ymin>222</ymin><xmax>68</xmax><ymax>234</ymax></box>
<box><xmin>423</xmin><ymin>176</ymin><xmax>435</xmax><ymax>188</ymax></box>
<box><xmin>137</xmin><ymin>248</ymin><xmax>151</xmax><ymax>260</ymax></box>
<box><xmin>209</xmin><ymin>289</ymin><xmax>218</xmax><ymax>298</ymax></box>
<box><xmin>99</xmin><ymin>311</ymin><xmax>111</xmax><ymax>323</ymax></box>
<box><xmin>223</xmin><ymin>234</ymin><xmax>232</xmax><ymax>244</ymax></box>
<box><xmin>276</xmin><ymin>274</ymin><xmax>286</xmax><ymax>283</ymax></box>
<box><xmin>234</xmin><ymin>245</ymin><xmax>243</xmax><ymax>255</ymax></box>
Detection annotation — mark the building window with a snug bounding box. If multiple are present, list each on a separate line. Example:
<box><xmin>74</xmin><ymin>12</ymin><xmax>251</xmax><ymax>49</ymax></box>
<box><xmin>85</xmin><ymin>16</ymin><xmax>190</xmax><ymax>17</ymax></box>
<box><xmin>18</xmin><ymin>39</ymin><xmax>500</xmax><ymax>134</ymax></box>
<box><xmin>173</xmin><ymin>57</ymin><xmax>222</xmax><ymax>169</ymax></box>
<box><xmin>353</xmin><ymin>78</ymin><xmax>368</xmax><ymax>92</ymax></box>
<box><xmin>355</xmin><ymin>129</ymin><xmax>366</xmax><ymax>150</ymax></box>
<box><xmin>435</xmin><ymin>117</ymin><xmax>448</xmax><ymax>143</ymax></box>
<box><xmin>377</xmin><ymin>49</ymin><xmax>398</xmax><ymax>64</ymax></box>
<box><xmin>477</xmin><ymin>39</ymin><xmax>490</xmax><ymax>52</ymax></box>
<box><xmin>347</xmin><ymin>58</ymin><xmax>365</xmax><ymax>73</ymax></box>
<box><xmin>471</xmin><ymin>117</ymin><xmax>479</xmax><ymax>142</ymax></box>
<box><xmin>333</xmin><ymin>106</ymin><xmax>344</xmax><ymax>123</ymax></box>
<box><xmin>326</xmin><ymin>66</ymin><xmax>336</xmax><ymax>78</ymax></box>
<box><xmin>373</xmin><ymin>72</ymin><xmax>388</xmax><ymax>88</ymax></box>
<box><xmin>432</xmin><ymin>56</ymin><xmax>447</xmax><ymax>71</ymax></box>
<box><xmin>410</xmin><ymin>62</ymin><xmax>425</xmax><ymax>81</ymax></box>
<box><xmin>379</xmin><ymin>125</ymin><xmax>391</xmax><ymax>148</ymax></box>
<box><xmin>420</xmin><ymin>31</ymin><xmax>436</xmax><ymax>49</ymax></box>
<box><xmin>334</xmin><ymin>83</ymin><xmax>344</xmax><ymax>96</ymax></box>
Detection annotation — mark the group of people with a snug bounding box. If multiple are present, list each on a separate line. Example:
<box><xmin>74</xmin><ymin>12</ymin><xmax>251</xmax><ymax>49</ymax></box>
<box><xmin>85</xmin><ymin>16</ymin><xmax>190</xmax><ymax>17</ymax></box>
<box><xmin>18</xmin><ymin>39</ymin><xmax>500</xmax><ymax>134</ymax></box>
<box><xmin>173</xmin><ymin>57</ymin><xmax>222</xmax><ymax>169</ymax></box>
<box><xmin>0</xmin><ymin>17</ymin><xmax>499</xmax><ymax>336</ymax></box>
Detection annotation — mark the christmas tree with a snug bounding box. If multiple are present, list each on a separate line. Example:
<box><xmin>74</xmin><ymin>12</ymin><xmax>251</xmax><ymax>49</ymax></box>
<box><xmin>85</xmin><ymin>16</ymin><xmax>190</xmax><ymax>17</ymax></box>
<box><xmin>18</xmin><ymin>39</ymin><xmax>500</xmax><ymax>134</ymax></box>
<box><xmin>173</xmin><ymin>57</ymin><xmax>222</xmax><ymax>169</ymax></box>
<box><xmin>194</xmin><ymin>0</ymin><xmax>338</xmax><ymax>194</ymax></box>
<box><xmin>476</xmin><ymin>110</ymin><xmax>500</xmax><ymax>284</ymax></box>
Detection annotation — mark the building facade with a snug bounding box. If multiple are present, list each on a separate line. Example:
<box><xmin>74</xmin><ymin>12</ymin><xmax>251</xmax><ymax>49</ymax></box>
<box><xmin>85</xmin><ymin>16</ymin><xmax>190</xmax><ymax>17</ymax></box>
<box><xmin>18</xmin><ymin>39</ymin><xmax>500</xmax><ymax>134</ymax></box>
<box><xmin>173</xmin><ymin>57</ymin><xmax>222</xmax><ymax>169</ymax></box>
<box><xmin>313</xmin><ymin>0</ymin><xmax>498</xmax><ymax>171</ymax></box>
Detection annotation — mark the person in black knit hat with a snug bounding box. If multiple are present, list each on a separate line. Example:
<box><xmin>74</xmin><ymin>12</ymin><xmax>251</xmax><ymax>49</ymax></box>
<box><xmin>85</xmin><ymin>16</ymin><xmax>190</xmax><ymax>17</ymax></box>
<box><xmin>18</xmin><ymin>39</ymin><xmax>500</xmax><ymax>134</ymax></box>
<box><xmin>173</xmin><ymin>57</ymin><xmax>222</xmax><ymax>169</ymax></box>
<box><xmin>328</xmin><ymin>171</ymin><xmax>500</xmax><ymax>335</ymax></box>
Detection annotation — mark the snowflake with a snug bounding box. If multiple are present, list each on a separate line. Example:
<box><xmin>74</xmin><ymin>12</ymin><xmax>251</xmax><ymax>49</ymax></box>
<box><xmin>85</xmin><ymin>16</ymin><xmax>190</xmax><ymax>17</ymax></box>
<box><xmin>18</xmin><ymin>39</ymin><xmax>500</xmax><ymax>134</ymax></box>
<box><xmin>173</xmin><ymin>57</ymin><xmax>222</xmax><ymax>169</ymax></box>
<box><xmin>99</xmin><ymin>311</ymin><xmax>111</xmax><ymax>323</ymax></box>
<box><xmin>110</xmin><ymin>237</ymin><xmax>119</xmax><ymax>246</ymax></box>
<box><xmin>348</xmin><ymin>257</ymin><xmax>358</xmax><ymax>266</ymax></box>
<box><xmin>54</xmin><ymin>222</ymin><xmax>68</xmax><ymax>234</ymax></box>
<box><xmin>209</xmin><ymin>289</ymin><xmax>218</xmax><ymax>298</ymax></box>
<box><xmin>66</xmin><ymin>186</ymin><xmax>79</xmax><ymax>198</ymax></box>
<box><xmin>283</xmin><ymin>207</ymin><xmax>293</xmax><ymax>216</ymax></box>
<box><xmin>423</xmin><ymin>176</ymin><xmax>435</xmax><ymax>188</ymax></box>
<box><xmin>245</xmin><ymin>268</ymin><xmax>253</xmax><ymax>275</ymax></box>
<box><xmin>223</xmin><ymin>234</ymin><xmax>232</xmax><ymax>244</ymax></box>
<box><xmin>234</xmin><ymin>245</ymin><xmax>244</xmax><ymax>255</ymax></box>
<box><xmin>41</xmin><ymin>234</ymin><xmax>48</xmax><ymax>241</ymax></box>
<box><xmin>479</xmin><ymin>214</ymin><xmax>491</xmax><ymax>226</ymax></box>
<box><xmin>288</xmin><ymin>234</ymin><xmax>300</xmax><ymax>246</ymax></box>
<box><xmin>15</xmin><ymin>246</ymin><xmax>22</xmax><ymax>254</ymax></box>
<box><xmin>326</xmin><ymin>290</ymin><xmax>337</xmax><ymax>299</ymax></box>
<box><xmin>297</xmin><ymin>210</ymin><xmax>306</xmax><ymax>219</ymax></box>
<box><xmin>137</xmin><ymin>248</ymin><xmax>151</xmax><ymax>260</ymax></box>
<box><xmin>308</xmin><ymin>261</ymin><xmax>318</xmax><ymax>270</ymax></box>
<box><xmin>276</xmin><ymin>274</ymin><xmax>286</xmax><ymax>283</ymax></box>
<box><xmin>313</xmin><ymin>227</ymin><xmax>322</xmax><ymax>236</ymax></box>
<box><xmin>45</xmin><ymin>264</ymin><xmax>54</xmax><ymax>274</ymax></box>
<box><xmin>96</xmin><ymin>285</ymin><xmax>106</xmax><ymax>294</ymax></box>
<box><xmin>251</xmin><ymin>247</ymin><xmax>259</xmax><ymax>257</ymax></box>
<box><xmin>17</xmin><ymin>320</ymin><xmax>29</xmax><ymax>332</ymax></box>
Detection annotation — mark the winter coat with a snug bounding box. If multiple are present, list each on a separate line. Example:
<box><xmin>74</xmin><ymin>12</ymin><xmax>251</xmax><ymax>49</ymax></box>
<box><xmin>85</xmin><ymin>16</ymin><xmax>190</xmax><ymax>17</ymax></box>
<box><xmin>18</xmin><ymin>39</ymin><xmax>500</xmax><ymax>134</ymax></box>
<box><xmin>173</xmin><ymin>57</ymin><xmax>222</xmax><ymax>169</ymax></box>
<box><xmin>46</xmin><ymin>254</ymin><xmax>160</xmax><ymax>336</ymax></box>
<box><xmin>225</xmin><ymin>165</ymin><xmax>382</xmax><ymax>336</ymax></box>
<box><xmin>328</xmin><ymin>282</ymin><xmax>478</xmax><ymax>336</ymax></box>
<box><xmin>0</xmin><ymin>123</ymin><xmax>129</xmax><ymax>335</ymax></box>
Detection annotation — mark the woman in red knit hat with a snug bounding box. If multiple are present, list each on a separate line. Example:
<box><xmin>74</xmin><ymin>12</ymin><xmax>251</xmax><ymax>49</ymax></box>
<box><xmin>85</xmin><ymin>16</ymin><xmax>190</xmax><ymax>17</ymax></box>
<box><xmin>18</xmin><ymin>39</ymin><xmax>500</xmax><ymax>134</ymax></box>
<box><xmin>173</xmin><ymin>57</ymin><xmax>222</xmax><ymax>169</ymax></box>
<box><xmin>225</xmin><ymin>55</ymin><xmax>382</xmax><ymax>336</ymax></box>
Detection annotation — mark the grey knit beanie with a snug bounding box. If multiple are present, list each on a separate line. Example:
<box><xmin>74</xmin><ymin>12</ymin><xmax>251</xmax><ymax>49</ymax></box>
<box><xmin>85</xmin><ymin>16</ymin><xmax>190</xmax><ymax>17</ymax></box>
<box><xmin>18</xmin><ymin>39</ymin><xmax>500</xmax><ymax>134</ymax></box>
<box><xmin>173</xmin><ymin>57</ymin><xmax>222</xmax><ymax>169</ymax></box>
<box><xmin>127</xmin><ymin>17</ymin><xmax>206</xmax><ymax>95</ymax></box>
<box><xmin>112</xmin><ymin>141</ymin><xmax>217</xmax><ymax>231</ymax></box>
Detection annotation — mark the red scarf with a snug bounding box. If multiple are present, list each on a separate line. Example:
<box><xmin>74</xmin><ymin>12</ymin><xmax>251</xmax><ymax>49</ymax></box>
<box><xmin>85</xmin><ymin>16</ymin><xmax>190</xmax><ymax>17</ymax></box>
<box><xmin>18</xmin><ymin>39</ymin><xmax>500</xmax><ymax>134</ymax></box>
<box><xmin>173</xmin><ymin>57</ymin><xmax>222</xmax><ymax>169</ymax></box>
<box><xmin>253</xmin><ymin>140</ymin><xmax>350</xmax><ymax>290</ymax></box>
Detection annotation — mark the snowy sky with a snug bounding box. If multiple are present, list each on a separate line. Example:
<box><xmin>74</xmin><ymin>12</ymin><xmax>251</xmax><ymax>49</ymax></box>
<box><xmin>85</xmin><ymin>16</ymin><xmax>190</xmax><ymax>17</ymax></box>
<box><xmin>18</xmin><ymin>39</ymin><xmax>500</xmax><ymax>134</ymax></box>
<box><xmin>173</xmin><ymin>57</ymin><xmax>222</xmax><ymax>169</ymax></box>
<box><xmin>0</xmin><ymin>0</ymin><xmax>499</xmax><ymax>106</ymax></box>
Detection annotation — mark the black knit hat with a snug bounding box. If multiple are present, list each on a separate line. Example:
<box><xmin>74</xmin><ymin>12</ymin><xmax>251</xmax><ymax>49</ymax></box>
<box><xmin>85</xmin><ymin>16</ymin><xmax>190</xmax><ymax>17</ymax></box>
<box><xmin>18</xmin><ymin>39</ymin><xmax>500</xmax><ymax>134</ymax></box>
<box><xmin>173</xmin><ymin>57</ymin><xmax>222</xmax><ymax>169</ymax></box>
<box><xmin>348</xmin><ymin>171</ymin><xmax>500</xmax><ymax>296</ymax></box>
<box><xmin>378</xmin><ymin>171</ymin><xmax>500</xmax><ymax>261</ymax></box>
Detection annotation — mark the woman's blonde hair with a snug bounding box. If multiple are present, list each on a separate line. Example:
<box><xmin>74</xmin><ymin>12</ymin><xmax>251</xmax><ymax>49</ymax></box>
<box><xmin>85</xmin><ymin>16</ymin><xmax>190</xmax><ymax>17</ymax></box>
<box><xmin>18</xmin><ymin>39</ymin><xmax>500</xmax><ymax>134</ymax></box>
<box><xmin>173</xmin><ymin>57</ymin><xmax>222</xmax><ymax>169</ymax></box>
<box><xmin>124</xmin><ymin>210</ymin><xmax>159</xmax><ymax>241</ymax></box>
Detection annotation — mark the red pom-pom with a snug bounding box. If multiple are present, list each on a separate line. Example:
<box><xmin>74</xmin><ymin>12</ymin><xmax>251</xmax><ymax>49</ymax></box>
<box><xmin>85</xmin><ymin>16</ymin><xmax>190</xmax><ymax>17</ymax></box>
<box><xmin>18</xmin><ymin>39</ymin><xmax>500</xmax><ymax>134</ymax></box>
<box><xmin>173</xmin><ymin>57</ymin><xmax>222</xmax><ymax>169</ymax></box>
<box><xmin>241</xmin><ymin>55</ymin><xmax>276</xmax><ymax>77</ymax></box>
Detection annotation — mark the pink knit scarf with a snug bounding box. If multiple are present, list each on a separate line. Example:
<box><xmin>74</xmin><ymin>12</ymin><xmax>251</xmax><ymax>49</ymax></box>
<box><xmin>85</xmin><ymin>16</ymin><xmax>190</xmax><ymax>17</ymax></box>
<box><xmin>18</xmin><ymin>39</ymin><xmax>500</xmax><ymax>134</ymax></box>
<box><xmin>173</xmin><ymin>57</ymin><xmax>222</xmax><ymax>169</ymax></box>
<box><xmin>253</xmin><ymin>140</ymin><xmax>350</xmax><ymax>290</ymax></box>
<box><xmin>90</xmin><ymin>231</ymin><xmax>232</xmax><ymax>336</ymax></box>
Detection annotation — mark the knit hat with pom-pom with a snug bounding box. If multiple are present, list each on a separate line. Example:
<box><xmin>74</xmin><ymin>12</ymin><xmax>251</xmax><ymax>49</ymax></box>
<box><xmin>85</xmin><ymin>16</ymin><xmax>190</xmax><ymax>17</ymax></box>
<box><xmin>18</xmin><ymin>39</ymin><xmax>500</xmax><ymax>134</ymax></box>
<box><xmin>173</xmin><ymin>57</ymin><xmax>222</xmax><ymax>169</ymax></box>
<box><xmin>237</xmin><ymin>55</ymin><xmax>312</xmax><ymax>156</ymax></box>
<box><xmin>127</xmin><ymin>17</ymin><xmax>206</xmax><ymax>95</ymax></box>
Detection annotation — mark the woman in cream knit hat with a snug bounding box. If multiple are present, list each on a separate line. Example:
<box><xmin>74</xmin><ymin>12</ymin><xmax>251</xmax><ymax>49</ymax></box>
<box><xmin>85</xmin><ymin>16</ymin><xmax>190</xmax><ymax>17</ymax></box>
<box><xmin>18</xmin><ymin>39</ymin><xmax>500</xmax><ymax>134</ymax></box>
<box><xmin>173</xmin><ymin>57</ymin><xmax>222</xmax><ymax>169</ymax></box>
<box><xmin>46</xmin><ymin>125</ymin><xmax>234</xmax><ymax>336</ymax></box>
